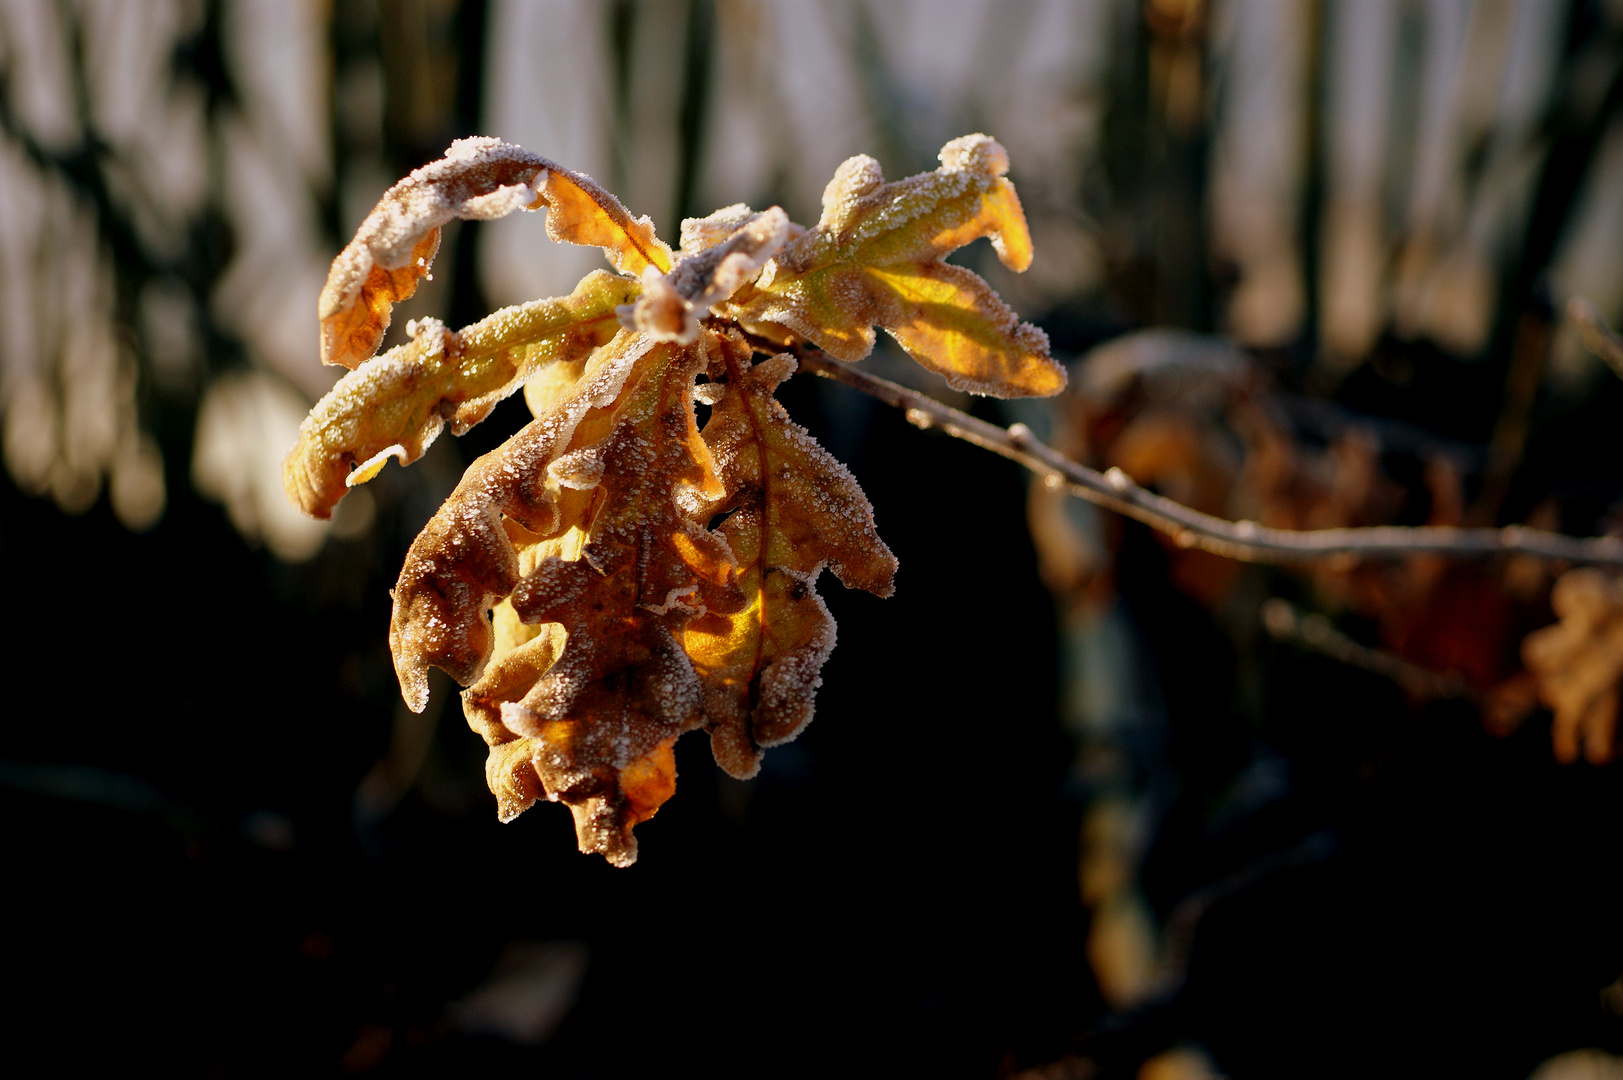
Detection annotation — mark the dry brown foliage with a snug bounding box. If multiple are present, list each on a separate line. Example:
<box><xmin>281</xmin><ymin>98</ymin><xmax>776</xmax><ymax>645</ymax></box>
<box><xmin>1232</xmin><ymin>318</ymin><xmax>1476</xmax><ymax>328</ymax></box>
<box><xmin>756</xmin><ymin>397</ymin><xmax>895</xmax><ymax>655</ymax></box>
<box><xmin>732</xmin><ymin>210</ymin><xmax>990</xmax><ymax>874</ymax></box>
<box><xmin>284</xmin><ymin>135</ymin><xmax>1061</xmax><ymax>864</ymax></box>
<box><xmin>1035</xmin><ymin>332</ymin><xmax>1607</xmax><ymax>760</ymax></box>
<box><xmin>1523</xmin><ymin>568</ymin><xmax>1623</xmax><ymax>765</ymax></box>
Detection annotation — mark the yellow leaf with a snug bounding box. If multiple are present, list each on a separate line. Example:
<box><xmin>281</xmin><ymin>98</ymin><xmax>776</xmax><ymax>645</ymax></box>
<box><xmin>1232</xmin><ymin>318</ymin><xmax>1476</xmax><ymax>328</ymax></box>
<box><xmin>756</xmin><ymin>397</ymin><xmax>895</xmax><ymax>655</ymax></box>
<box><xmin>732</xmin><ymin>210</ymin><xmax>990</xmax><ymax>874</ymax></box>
<box><xmin>537</xmin><ymin>167</ymin><xmax>672</xmax><ymax>279</ymax></box>
<box><xmin>862</xmin><ymin>262</ymin><xmax>1062</xmax><ymax>396</ymax></box>
<box><xmin>285</xmin><ymin>270</ymin><xmax>637</xmax><ymax>519</ymax></box>
<box><xmin>730</xmin><ymin>134</ymin><xmax>1064</xmax><ymax>398</ymax></box>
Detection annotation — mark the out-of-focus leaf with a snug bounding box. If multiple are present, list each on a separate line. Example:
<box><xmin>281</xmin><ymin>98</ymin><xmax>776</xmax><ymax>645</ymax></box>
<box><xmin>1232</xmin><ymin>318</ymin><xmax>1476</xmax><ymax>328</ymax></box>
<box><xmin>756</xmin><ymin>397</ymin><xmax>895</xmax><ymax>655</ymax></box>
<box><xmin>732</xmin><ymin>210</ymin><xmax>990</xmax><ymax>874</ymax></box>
<box><xmin>319</xmin><ymin>138</ymin><xmax>670</xmax><ymax>369</ymax></box>
<box><xmin>730</xmin><ymin>134</ymin><xmax>1064</xmax><ymax>398</ymax></box>
<box><xmin>682</xmin><ymin>336</ymin><xmax>896</xmax><ymax>777</ymax></box>
<box><xmin>285</xmin><ymin>270</ymin><xmax>637</xmax><ymax>518</ymax></box>
<box><xmin>1523</xmin><ymin>568</ymin><xmax>1623</xmax><ymax>765</ymax></box>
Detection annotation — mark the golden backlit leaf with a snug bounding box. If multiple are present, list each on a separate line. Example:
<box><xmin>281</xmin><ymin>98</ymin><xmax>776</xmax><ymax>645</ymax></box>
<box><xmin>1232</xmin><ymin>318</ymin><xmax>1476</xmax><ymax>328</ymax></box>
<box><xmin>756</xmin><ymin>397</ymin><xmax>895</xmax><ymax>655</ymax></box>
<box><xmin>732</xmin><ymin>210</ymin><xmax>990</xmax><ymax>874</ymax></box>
<box><xmin>864</xmin><ymin>262</ymin><xmax>1059</xmax><ymax>396</ymax></box>
<box><xmin>319</xmin><ymin>229</ymin><xmax>442</xmax><ymax>372</ymax></box>
<box><xmin>537</xmin><ymin>166</ymin><xmax>672</xmax><ymax>279</ymax></box>
<box><xmin>318</xmin><ymin>138</ymin><xmax>671</xmax><ymax>369</ymax></box>
<box><xmin>290</xmin><ymin>134</ymin><xmax>1068</xmax><ymax>865</ymax></box>
<box><xmin>729</xmin><ymin>134</ymin><xmax>1064</xmax><ymax>397</ymax></box>
<box><xmin>286</xmin><ymin>270</ymin><xmax>636</xmax><ymax>519</ymax></box>
<box><xmin>682</xmin><ymin>336</ymin><xmax>897</xmax><ymax>777</ymax></box>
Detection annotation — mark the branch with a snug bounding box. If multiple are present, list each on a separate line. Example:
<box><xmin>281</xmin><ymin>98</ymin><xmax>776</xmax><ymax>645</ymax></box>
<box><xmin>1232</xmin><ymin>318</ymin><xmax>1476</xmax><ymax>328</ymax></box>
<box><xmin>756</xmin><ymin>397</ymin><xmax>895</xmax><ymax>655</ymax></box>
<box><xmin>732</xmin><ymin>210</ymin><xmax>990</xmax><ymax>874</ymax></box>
<box><xmin>1568</xmin><ymin>296</ymin><xmax>1623</xmax><ymax>380</ymax></box>
<box><xmin>792</xmin><ymin>346</ymin><xmax>1623</xmax><ymax>567</ymax></box>
<box><xmin>1260</xmin><ymin>599</ymin><xmax>1478</xmax><ymax>702</ymax></box>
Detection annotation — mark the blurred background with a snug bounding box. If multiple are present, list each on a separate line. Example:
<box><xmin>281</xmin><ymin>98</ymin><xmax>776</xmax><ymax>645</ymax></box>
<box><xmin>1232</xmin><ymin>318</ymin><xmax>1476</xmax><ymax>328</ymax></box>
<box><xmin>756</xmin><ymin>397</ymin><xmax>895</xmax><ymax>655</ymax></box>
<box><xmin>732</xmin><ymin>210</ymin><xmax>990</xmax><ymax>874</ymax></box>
<box><xmin>3</xmin><ymin>0</ymin><xmax>1623</xmax><ymax>1076</ymax></box>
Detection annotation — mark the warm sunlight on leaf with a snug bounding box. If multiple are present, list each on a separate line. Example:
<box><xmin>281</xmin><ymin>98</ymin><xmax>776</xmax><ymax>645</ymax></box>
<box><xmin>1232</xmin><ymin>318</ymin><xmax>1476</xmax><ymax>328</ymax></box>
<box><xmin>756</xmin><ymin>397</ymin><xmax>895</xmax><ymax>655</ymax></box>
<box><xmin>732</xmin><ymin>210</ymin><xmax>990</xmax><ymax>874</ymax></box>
<box><xmin>729</xmin><ymin>134</ymin><xmax>1065</xmax><ymax>397</ymax></box>
<box><xmin>318</xmin><ymin>138</ymin><xmax>670</xmax><ymax>370</ymax></box>
<box><xmin>390</xmin><ymin>332</ymin><xmax>743</xmax><ymax>864</ymax></box>
<box><xmin>286</xmin><ymin>270</ymin><xmax>636</xmax><ymax>519</ymax></box>
<box><xmin>291</xmin><ymin>135</ymin><xmax>1063</xmax><ymax>863</ymax></box>
<box><xmin>682</xmin><ymin>335</ymin><xmax>897</xmax><ymax>778</ymax></box>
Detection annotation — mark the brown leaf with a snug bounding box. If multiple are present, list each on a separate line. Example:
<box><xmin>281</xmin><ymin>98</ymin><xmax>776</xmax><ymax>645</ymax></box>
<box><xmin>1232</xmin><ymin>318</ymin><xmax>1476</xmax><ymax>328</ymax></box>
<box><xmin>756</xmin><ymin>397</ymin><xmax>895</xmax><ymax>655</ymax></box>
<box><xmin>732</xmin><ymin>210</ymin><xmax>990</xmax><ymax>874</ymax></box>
<box><xmin>294</xmin><ymin>134</ymin><xmax>1071</xmax><ymax>867</ymax></box>
<box><xmin>682</xmin><ymin>336</ymin><xmax>897</xmax><ymax>777</ymax></box>
<box><xmin>388</xmin><ymin>329</ymin><xmax>655</xmax><ymax>711</ymax></box>
<box><xmin>1523</xmin><ymin>568</ymin><xmax>1623</xmax><ymax>765</ymax></box>
<box><xmin>286</xmin><ymin>270</ymin><xmax>637</xmax><ymax>519</ymax></box>
<box><xmin>729</xmin><ymin>134</ymin><xmax>1064</xmax><ymax>398</ymax></box>
<box><xmin>319</xmin><ymin>138</ymin><xmax>671</xmax><ymax>369</ymax></box>
<box><xmin>390</xmin><ymin>330</ymin><xmax>741</xmax><ymax>864</ymax></box>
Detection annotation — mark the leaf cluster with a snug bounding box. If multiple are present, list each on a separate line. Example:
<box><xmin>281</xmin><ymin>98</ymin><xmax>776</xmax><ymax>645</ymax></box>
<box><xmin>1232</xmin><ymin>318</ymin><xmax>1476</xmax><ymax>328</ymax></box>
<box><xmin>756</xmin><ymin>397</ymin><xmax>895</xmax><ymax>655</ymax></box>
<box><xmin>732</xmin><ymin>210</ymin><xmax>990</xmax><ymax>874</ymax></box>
<box><xmin>284</xmin><ymin>135</ymin><xmax>1062</xmax><ymax>864</ymax></box>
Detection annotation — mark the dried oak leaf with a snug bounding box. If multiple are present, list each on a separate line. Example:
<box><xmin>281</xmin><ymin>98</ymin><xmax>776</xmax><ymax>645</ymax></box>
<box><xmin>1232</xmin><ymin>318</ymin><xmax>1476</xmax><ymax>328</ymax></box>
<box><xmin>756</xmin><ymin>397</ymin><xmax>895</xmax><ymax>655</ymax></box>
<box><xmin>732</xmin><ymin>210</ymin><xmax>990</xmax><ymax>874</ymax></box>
<box><xmin>728</xmin><ymin>134</ymin><xmax>1064</xmax><ymax>398</ymax></box>
<box><xmin>285</xmin><ymin>270</ymin><xmax>637</xmax><ymax>518</ymax></box>
<box><xmin>391</xmin><ymin>329</ymin><xmax>742</xmax><ymax>865</ymax></box>
<box><xmin>683</xmin><ymin>333</ymin><xmax>897</xmax><ymax>778</ymax></box>
<box><xmin>296</xmin><ymin>134</ymin><xmax>1064</xmax><ymax>865</ymax></box>
<box><xmin>319</xmin><ymin>137</ymin><xmax>670</xmax><ymax>370</ymax></box>
<box><xmin>1522</xmin><ymin>568</ymin><xmax>1623</xmax><ymax>765</ymax></box>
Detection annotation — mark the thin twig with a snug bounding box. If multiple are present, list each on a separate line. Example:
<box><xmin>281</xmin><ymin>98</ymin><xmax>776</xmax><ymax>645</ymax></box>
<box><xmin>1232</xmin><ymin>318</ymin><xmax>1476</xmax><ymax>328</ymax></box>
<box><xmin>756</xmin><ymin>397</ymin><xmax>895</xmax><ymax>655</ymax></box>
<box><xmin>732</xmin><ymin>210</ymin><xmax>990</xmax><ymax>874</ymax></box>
<box><xmin>1568</xmin><ymin>296</ymin><xmax>1623</xmax><ymax>380</ymax></box>
<box><xmin>792</xmin><ymin>346</ymin><xmax>1623</xmax><ymax>567</ymax></box>
<box><xmin>1259</xmin><ymin>599</ymin><xmax>1478</xmax><ymax>702</ymax></box>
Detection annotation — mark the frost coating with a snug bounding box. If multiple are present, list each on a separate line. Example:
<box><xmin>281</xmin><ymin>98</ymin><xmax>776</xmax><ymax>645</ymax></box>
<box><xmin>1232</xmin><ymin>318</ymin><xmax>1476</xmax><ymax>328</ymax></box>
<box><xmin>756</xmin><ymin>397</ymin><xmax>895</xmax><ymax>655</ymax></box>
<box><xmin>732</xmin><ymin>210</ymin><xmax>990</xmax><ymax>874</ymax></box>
<box><xmin>288</xmin><ymin>135</ymin><xmax>1061</xmax><ymax>865</ymax></box>
<box><xmin>318</xmin><ymin>137</ymin><xmax>669</xmax><ymax>370</ymax></box>
<box><xmin>618</xmin><ymin>206</ymin><xmax>790</xmax><ymax>344</ymax></box>
<box><xmin>733</xmin><ymin>134</ymin><xmax>1062</xmax><ymax>398</ymax></box>
<box><xmin>286</xmin><ymin>270</ymin><xmax>636</xmax><ymax>518</ymax></box>
<box><xmin>682</xmin><ymin>336</ymin><xmax>896</xmax><ymax>778</ymax></box>
<box><xmin>391</xmin><ymin>333</ymin><xmax>742</xmax><ymax>865</ymax></box>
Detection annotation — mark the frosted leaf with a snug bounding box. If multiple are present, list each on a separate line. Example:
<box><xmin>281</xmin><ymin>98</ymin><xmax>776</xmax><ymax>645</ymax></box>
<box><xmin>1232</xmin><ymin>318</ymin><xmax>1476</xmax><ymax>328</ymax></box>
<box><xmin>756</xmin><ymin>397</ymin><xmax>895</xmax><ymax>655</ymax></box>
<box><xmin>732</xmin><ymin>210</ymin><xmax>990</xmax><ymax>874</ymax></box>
<box><xmin>285</xmin><ymin>134</ymin><xmax>1069</xmax><ymax>866</ymax></box>
<box><xmin>732</xmin><ymin>134</ymin><xmax>1063</xmax><ymax>398</ymax></box>
<box><xmin>682</xmin><ymin>335</ymin><xmax>896</xmax><ymax>778</ymax></box>
<box><xmin>679</xmin><ymin>203</ymin><xmax>758</xmax><ymax>254</ymax></box>
<box><xmin>389</xmin><ymin>329</ymin><xmax>652</xmax><ymax>712</ymax></box>
<box><xmin>286</xmin><ymin>270</ymin><xmax>636</xmax><ymax>518</ymax></box>
<box><xmin>618</xmin><ymin>207</ymin><xmax>790</xmax><ymax>344</ymax></box>
<box><xmin>391</xmin><ymin>334</ymin><xmax>740</xmax><ymax>864</ymax></box>
<box><xmin>318</xmin><ymin>138</ymin><xmax>671</xmax><ymax>370</ymax></box>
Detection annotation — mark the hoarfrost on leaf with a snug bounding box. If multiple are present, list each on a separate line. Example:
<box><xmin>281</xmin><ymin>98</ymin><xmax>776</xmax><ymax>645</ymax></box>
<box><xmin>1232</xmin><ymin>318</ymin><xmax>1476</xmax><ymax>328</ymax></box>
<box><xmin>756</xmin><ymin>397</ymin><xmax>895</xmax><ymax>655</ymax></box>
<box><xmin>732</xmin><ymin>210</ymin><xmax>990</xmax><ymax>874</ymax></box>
<box><xmin>285</xmin><ymin>135</ymin><xmax>1058</xmax><ymax>863</ymax></box>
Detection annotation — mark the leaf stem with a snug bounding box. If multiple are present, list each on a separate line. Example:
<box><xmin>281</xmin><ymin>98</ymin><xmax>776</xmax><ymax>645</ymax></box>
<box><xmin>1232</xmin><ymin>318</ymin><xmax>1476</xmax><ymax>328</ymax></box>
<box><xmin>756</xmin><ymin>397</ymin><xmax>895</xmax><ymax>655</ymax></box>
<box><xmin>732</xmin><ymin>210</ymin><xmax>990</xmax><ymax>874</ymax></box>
<box><xmin>792</xmin><ymin>346</ymin><xmax>1623</xmax><ymax>567</ymax></box>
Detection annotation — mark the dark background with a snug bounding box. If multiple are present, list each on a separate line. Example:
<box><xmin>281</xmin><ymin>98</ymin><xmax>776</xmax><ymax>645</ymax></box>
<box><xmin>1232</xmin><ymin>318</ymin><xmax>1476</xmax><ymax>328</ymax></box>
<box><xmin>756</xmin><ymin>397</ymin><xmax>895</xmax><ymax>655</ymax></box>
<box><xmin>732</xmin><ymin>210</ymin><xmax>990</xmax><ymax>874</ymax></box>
<box><xmin>2</xmin><ymin>2</ymin><xmax>1621</xmax><ymax>1076</ymax></box>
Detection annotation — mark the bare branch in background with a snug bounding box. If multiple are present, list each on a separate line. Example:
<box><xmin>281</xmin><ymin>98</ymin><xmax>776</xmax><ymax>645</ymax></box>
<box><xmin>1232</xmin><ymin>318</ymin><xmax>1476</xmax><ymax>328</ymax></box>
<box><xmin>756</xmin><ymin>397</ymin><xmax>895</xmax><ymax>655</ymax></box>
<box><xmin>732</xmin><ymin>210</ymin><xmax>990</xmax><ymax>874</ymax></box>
<box><xmin>1567</xmin><ymin>295</ymin><xmax>1623</xmax><ymax>380</ymax></box>
<box><xmin>793</xmin><ymin>345</ymin><xmax>1623</xmax><ymax>567</ymax></box>
<box><xmin>1260</xmin><ymin>598</ymin><xmax>1476</xmax><ymax>703</ymax></box>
